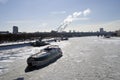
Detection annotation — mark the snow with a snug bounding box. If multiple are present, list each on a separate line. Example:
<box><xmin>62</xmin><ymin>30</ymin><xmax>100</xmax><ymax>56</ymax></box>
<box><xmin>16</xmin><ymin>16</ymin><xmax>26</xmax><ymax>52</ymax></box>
<box><xmin>0</xmin><ymin>40</ymin><xmax>35</xmax><ymax>46</ymax></box>
<box><xmin>0</xmin><ymin>36</ymin><xmax>120</xmax><ymax>80</ymax></box>
<box><xmin>0</xmin><ymin>40</ymin><xmax>69</xmax><ymax>75</ymax></box>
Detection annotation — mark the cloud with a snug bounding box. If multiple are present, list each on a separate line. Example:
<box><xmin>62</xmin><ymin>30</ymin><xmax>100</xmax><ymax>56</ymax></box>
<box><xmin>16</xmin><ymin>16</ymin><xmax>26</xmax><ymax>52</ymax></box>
<box><xmin>63</xmin><ymin>11</ymin><xmax>82</xmax><ymax>24</ymax></box>
<box><xmin>0</xmin><ymin>0</ymin><xmax>8</xmax><ymax>4</ymax></box>
<box><xmin>65</xmin><ymin>20</ymin><xmax>120</xmax><ymax>32</ymax></box>
<box><xmin>83</xmin><ymin>8</ymin><xmax>91</xmax><ymax>16</ymax></box>
<box><xmin>64</xmin><ymin>15</ymin><xmax>73</xmax><ymax>23</ymax></box>
<box><xmin>50</xmin><ymin>11</ymin><xmax>66</xmax><ymax>15</ymax></box>
<box><xmin>73</xmin><ymin>12</ymin><xmax>82</xmax><ymax>18</ymax></box>
<box><xmin>57</xmin><ymin>9</ymin><xmax>91</xmax><ymax>32</ymax></box>
<box><xmin>63</xmin><ymin>9</ymin><xmax>91</xmax><ymax>24</ymax></box>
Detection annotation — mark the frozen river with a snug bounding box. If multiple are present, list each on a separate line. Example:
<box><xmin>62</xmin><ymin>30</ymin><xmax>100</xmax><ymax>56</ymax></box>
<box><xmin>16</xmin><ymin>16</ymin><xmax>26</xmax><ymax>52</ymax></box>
<box><xmin>0</xmin><ymin>37</ymin><xmax>120</xmax><ymax>80</ymax></box>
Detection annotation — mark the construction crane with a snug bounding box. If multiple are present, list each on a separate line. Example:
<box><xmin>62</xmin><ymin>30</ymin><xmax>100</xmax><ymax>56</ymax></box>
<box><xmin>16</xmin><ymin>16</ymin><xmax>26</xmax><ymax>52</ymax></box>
<box><xmin>52</xmin><ymin>23</ymin><xmax>69</xmax><ymax>40</ymax></box>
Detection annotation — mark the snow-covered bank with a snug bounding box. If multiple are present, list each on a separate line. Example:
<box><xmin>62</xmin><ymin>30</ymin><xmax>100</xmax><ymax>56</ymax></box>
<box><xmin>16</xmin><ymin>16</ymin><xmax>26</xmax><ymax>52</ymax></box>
<box><xmin>0</xmin><ymin>40</ymin><xmax>34</xmax><ymax>46</ymax></box>
<box><xmin>0</xmin><ymin>43</ymin><xmax>31</xmax><ymax>51</ymax></box>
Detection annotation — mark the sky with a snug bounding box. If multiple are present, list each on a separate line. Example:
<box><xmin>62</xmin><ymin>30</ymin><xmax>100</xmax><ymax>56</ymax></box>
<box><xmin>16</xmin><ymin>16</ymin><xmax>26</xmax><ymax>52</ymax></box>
<box><xmin>0</xmin><ymin>0</ymin><xmax>120</xmax><ymax>32</ymax></box>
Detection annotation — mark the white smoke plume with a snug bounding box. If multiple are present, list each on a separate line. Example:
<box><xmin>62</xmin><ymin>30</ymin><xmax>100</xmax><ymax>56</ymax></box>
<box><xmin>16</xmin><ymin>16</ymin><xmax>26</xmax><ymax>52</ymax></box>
<box><xmin>63</xmin><ymin>11</ymin><xmax>82</xmax><ymax>24</ymax></box>
<box><xmin>57</xmin><ymin>8</ymin><xmax>91</xmax><ymax>32</ymax></box>
<box><xmin>83</xmin><ymin>8</ymin><xmax>91</xmax><ymax>16</ymax></box>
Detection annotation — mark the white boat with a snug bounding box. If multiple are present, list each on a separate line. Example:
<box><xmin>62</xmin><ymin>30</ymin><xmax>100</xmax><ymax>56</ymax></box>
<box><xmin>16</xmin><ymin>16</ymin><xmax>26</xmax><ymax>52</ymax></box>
<box><xmin>27</xmin><ymin>45</ymin><xmax>62</xmax><ymax>67</ymax></box>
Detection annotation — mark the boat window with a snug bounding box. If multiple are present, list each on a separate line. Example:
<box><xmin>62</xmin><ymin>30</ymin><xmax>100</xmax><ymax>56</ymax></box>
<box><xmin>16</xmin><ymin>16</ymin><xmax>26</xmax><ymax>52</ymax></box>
<box><xmin>44</xmin><ymin>48</ymin><xmax>52</xmax><ymax>51</ymax></box>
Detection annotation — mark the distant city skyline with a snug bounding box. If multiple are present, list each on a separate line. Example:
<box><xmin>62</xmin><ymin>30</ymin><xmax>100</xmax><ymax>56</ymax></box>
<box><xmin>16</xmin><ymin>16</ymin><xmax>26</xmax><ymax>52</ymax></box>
<box><xmin>0</xmin><ymin>0</ymin><xmax>120</xmax><ymax>32</ymax></box>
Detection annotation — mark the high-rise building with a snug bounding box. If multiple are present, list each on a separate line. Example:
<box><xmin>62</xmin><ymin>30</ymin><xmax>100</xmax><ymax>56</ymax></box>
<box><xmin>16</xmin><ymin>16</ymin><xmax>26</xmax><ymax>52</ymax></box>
<box><xmin>100</xmin><ymin>28</ymin><xmax>104</xmax><ymax>33</ymax></box>
<box><xmin>13</xmin><ymin>26</ymin><xmax>18</xmax><ymax>34</ymax></box>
